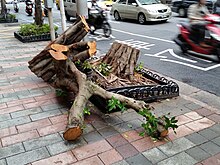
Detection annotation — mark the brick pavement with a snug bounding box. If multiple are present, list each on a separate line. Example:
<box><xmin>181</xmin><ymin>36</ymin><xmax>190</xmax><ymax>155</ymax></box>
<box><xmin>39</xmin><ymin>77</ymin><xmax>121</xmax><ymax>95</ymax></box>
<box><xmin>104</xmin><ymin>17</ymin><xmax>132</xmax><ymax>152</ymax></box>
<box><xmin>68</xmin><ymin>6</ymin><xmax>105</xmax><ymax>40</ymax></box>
<box><xmin>0</xmin><ymin>23</ymin><xmax>220</xmax><ymax>165</ymax></box>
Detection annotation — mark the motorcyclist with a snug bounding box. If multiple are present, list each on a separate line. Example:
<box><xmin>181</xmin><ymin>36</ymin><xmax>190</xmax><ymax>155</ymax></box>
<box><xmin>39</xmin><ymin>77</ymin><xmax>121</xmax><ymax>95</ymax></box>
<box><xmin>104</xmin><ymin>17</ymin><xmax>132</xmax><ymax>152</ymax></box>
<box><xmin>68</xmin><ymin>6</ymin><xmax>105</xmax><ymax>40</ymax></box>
<box><xmin>13</xmin><ymin>0</ymin><xmax>19</xmax><ymax>12</ymax></box>
<box><xmin>188</xmin><ymin>0</ymin><xmax>210</xmax><ymax>47</ymax></box>
<box><xmin>25</xmin><ymin>0</ymin><xmax>33</xmax><ymax>7</ymax></box>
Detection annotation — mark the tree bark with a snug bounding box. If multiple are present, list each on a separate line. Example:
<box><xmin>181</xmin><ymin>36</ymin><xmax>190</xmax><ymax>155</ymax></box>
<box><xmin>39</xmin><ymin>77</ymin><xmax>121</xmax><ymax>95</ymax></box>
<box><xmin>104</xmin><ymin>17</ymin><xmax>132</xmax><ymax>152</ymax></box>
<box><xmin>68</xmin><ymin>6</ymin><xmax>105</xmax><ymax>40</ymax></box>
<box><xmin>35</xmin><ymin>0</ymin><xmax>43</xmax><ymax>26</ymax></box>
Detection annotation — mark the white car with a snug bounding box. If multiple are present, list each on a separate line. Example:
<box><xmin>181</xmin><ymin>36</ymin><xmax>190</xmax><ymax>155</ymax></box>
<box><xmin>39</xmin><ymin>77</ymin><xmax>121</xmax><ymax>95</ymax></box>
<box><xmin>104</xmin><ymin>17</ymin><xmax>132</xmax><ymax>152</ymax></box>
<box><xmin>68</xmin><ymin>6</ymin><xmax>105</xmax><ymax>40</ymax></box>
<box><xmin>5</xmin><ymin>0</ymin><xmax>14</xmax><ymax>4</ymax></box>
<box><xmin>110</xmin><ymin>0</ymin><xmax>172</xmax><ymax>24</ymax></box>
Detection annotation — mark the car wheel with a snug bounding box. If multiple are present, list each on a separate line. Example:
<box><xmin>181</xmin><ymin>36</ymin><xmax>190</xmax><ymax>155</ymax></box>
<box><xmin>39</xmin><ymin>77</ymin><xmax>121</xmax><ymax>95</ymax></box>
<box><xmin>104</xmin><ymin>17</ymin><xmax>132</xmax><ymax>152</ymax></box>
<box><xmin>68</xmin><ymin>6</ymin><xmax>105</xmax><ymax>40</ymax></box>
<box><xmin>178</xmin><ymin>8</ymin><xmax>186</xmax><ymax>17</ymax></box>
<box><xmin>114</xmin><ymin>11</ymin><xmax>121</xmax><ymax>21</ymax></box>
<box><xmin>138</xmin><ymin>13</ymin><xmax>146</xmax><ymax>24</ymax></box>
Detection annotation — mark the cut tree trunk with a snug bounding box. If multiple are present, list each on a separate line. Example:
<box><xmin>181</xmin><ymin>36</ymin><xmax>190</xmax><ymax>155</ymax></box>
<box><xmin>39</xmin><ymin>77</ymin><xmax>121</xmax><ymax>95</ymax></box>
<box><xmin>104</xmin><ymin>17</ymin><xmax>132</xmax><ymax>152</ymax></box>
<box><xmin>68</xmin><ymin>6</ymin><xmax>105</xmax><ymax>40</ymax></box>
<box><xmin>28</xmin><ymin>16</ymin><xmax>168</xmax><ymax>141</ymax></box>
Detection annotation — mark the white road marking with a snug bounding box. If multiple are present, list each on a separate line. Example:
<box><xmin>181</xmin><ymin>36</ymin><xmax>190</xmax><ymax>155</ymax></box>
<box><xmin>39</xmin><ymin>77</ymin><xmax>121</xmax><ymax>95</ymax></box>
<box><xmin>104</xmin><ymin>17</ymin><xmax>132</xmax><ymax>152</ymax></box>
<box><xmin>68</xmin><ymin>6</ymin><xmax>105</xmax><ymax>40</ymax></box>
<box><xmin>113</xmin><ymin>28</ymin><xmax>175</xmax><ymax>43</ymax></box>
<box><xmin>115</xmin><ymin>39</ymin><xmax>155</xmax><ymax>50</ymax></box>
<box><xmin>109</xmin><ymin>20</ymin><xmax>120</xmax><ymax>24</ymax></box>
<box><xmin>161</xmin><ymin>59</ymin><xmax>220</xmax><ymax>71</ymax></box>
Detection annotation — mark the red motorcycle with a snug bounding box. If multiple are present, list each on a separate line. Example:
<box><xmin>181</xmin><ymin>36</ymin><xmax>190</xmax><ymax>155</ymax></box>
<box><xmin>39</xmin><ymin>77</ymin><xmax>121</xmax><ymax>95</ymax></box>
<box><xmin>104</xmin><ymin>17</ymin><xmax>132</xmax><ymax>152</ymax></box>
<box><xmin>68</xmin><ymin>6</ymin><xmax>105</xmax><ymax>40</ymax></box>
<box><xmin>174</xmin><ymin>14</ymin><xmax>220</xmax><ymax>62</ymax></box>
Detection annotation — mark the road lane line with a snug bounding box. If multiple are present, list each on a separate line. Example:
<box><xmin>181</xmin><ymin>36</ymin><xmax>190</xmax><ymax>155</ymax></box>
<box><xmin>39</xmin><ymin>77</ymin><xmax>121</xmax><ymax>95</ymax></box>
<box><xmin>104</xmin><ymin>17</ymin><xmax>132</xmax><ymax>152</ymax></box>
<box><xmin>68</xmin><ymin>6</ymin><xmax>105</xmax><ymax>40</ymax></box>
<box><xmin>112</xmin><ymin>28</ymin><xmax>175</xmax><ymax>43</ymax></box>
<box><xmin>161</xmin><ymin>59</ymin><xmax>220</xmax><ymax>71</ymax></box>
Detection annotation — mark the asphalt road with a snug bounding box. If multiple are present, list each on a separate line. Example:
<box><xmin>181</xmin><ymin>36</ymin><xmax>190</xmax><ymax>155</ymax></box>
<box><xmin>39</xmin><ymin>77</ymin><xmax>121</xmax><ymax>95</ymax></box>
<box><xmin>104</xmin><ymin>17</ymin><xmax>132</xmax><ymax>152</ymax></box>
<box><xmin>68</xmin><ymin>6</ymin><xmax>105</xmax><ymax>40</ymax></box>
<box><xmin>5</xmin><ymin>3</ymin><xmax>220</xmax><ymax>97</ymax></box>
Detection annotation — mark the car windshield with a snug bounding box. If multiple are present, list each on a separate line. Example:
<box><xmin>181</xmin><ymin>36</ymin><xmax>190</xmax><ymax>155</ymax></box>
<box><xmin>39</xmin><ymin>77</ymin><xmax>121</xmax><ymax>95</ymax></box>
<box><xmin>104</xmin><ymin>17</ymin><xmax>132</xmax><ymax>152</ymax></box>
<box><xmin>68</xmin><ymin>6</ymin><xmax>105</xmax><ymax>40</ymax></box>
<box><xmin>138</xmin><ymin>0</ymin><xmax>160</xmax><ymax>5</ymax></box>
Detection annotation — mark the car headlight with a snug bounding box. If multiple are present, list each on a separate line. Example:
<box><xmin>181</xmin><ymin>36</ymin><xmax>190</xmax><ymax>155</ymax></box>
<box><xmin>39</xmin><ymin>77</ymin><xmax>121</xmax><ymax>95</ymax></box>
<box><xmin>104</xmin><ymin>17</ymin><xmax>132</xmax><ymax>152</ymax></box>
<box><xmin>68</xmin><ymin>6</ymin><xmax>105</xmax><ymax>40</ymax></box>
<box><xmin>146</xmin><ymin>9</ymin><xmax>157</xmax><ymax>14</ymax></box>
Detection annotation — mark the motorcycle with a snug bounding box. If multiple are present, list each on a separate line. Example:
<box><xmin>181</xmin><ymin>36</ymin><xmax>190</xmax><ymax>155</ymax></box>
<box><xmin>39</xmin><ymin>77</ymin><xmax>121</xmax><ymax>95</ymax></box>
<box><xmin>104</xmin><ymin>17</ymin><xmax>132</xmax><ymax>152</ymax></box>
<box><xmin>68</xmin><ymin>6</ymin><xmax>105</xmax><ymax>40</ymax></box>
<box><xmin>174</xmin><ymin>14</ymin><xmax>220</xmax><ymax>62</ymax></box>
<box><xmin>25</xmin><ymin>1</ymin><xmax>33</xmax><ymax>16</ymax></box>
<box><xmin>13</xmin><ymin>0</ymin><xmax>19</xmax><ymax>13</ymax></box>
<box><xmin>87</xmin><ymin>7</ymin><xmax>112</xmax><ymax>38</ymax></box>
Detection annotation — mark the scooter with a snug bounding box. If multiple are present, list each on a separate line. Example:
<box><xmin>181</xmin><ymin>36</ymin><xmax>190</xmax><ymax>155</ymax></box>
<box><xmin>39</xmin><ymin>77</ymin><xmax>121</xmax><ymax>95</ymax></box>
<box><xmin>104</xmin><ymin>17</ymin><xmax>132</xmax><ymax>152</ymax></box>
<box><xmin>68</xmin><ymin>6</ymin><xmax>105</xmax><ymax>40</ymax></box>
<box><xmin>87</xmin><ymin>7</ymin><xmax>112</xmax><ymax>38</ymax></box>
<box><xmin>13</xmin><ymin>0</ymin><xmax>19</xmax><ymax>13</ymax></box>
<box><xmin>174</xmin><ymin>14</ymin><xmax>220</xmax><ymax>62</ymax></box>
<box><xmin>25</xmin><ymin>1</ymin><xmax>33</xmax><ymax>16</ymax></box>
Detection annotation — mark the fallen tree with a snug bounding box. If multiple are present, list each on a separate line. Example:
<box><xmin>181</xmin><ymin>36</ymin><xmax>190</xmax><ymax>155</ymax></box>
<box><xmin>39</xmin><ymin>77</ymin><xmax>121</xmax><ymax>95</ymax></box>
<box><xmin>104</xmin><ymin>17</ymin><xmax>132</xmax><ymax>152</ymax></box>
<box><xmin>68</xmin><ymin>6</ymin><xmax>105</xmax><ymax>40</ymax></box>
<box><xmin>28</xmin><ymin>16</ymin><xmax>178</xmax><ymax>141</ymax></box>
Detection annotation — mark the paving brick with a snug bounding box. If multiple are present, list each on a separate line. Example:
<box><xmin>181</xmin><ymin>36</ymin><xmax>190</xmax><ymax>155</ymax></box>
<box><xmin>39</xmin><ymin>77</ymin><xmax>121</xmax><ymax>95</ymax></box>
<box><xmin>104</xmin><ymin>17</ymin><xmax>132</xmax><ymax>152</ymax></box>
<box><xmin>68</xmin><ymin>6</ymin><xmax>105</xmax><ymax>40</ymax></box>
<box><xmin>16</xmin><ymin>118</ymin><xmax>51</xmax><ymax>133</ymax></box>
<box><xmin>131</xmin><ymin>136</ymin><xmax>155</xmax><ymax>152</ymax></box>
<box><xmin>113</xmin><ymin>122</ymin><xmax>133</xmax><ymax>133</ymax></box>
<box><xmin>209</xmin><ymin>124</ymin><xmax>220</xmax><ymax>135</ymax></box>
<box><xmin>98</xmin><ymin>149</ymin><xmax>123</xmax><ymax>165</ymax></box>
<box><xmin>47</xmin><ymin>138</ymin><xmax>86</xmax><ymax>155</ymax></box>
<box><xmin>32</xmin><ymin>151</ymin><xmax>77</xmax><ymax>165</ymax></box>
<box><xmin>112</xmin><ymin>160</ymin><xmax>129</xmax><ymax>165</ymax></box>
<box><xmin>200</xmin><ymin>153</ymin><xmax>220</xmax><ymax>165</ymax></box>
<box><xmin>0</xmin><ymin>113</ymin><xmax>11</xmax><ymax>122</ymax></box>
<box><xmin>195</xmin><ymin>108</ymin><xmax>215</xmax><ymax>117</ymax></box>
<box><xmin>186</xmin><ymin>146</ymin><xmax>211</xmax><ymax>161</ymax></box>
<box><xmin>0</xmin><ymin>126</ymin><xmax>18</xmax><ymax>138</ymax></box>
<box><xmin>169</xmin><ymin>125</ymin><xmax>194</xmax><ymax>139</ymax></box>
<box><xmin>0</xmin><ymin>97</ymin><xmax>18</xmax><ymax>104</ymax></box>
<box><xmin>6</xmin><ymin>97</ymin><xmax>36</xmax><ymax>107</ymax></box>
<box><xmin>82</xmin><ymin>123</ymin><xmax>95</xmax><ymax>134</ymax></box>
<box><xmin>0</xmin><ymin>105</ymin><xmax>24</xmax><ymax>115</ymax></box>
<box><xmin>158</xmin><ymin>137</ymin><xmax>195</xmax><ymax>156</ymax></box>
<box><xmin>1</xmin><ymin>130</ymin><xmax>39</xmax><ymax>147</ymax></box>
<box><xmin>6</xmin><ymin>147</ymin><xmax>50</xmax><ymax>165</ymax></box>
<box><xmin>37</xmin><ymin>122</ymin><xmax>66</xmax><ymax>136</ymax></box>
<box><xmin>0</xmin><ymin>143</ymin><xmax>25</xmax><ymax>159</ymax></box>
<box><xmin>198</xmin><ymin>128</ymin><xmax>219</xmax><ymax>140</ymax></box>
<box><xmin>98</xmin><ymin>126</ymin><xmax>119</xmax><ymax>138</ymax></box>
<box><xmin>71</xmin><ymin>156</ymin><xmax>104</xmax><ymax>165</ymax></box>
<box><xmin>142</xmin><ymin>147</ymin><xmax>168</xmax><ymax>164</ymax></box>
<box><xmin>11</xmin><ymin>107</ymin><xmax>42</xmax><ymax>118</ymax></box>
<box><xmin>23</xmin><ymin>133</ymin><xmax>63</xmax><ymax>151</ymax></box>
<box><xmin>184</xmin><ymin>102</ymin><xmax>203</xmax><ymax>110</ymax></box>
<box><xmin>126</xmin><ymin>153</ymin><xmax>152</xmax><ymax>165</ymax></box>
<box><xmin>207</xmin><ymin>114</ymin><xmax>220</xmax><ymax>123</ymax></box>
<box><xmin>116</xmin><ymin>143</ymin><xmax>139</xmax><ymax>159</ymax></box>
<box><xmin>34</xmin><ymin>93</ymin><xmax>57</xmax><ymax>101</ymax></box>
<box><xmin>119</xmin><ymin>111</ymin><xmax>141</xmax><ymax>122</ymax></box>
<box><xmin>30</xmin><ymin>109</ymin><xmax>62</xmax><ymax>121</ymax></box>
<box><xmin>23</xmin><ymin>100</ymin><xmax>53</xmax><ymax>109</ymax></box>
<box><xmin>0</xmin><ymin>116</ymin><xmax>31</xmax><ymax>130</ymax></box>
<box><xmin>185</xmin><ymin>132</ymin><xmax>209</xmax><ymax>145</ymax></box>
<box><xmin>0</xmin><ymin>159</ymin><xmax>7</xmax><ymax>165</ymax></box>
<box><xmin>103</xmin><ymin>115</ymin><xmax>123</xmax><ymax>126</ymax></box>
<box><xmin>107</xmin><ymin>134</ymin><xmax>128</xmax><ymax>148</ymax></box>
<box><xmin>91</xmin><ymin>120</ymin><xmax>109</xmax><ymax>130</ymax></box>
<box><xmin>83</xmin><ymin>131</ymin><xmax>104</xmax><ymax>143</ymax></box>
<box><xmin>72</xmin><ymin>139</ymin><xmax>112</xmax><ymax>160</ymax></box>
<box><xmin>185</xmin><ymin>117</ymin><xmax>215</xmax><ymax>132</ymax></box>
<box><xmin>0</xmin><ymin>103</ymin><xmax>7</xmax><ymax>109</ymax></box>
<box><xmin>157</xmin><ymin>152</ymin><xmax>197</xmax><ymax>165</ymax></box>
<box><xmin>49</xmin><ymin>114</ymin><xmax>67</xmax><ymax>124</ymax></box>
<box><xmin>212</xmin><ymin>136</ymin><xmax>220</xmax><ymax>146</ymax></box>
<box><xmin>40</xmin><ymin>103</ymin><xmax>63</xmax><ymax>111</ymax></box>
<box><xmin>200</xmin><ymin>141</ymin><xmax>220</xmax><ymax>156</ymax></box>
<box><xmin>184</xmin><ymin>111</ymin><xmax>203</xmax><ymax>120</ymax></box>
<box><xmin>122</xmin><ymin>130</ymin><xmax>143</xmax><ymax>142</ymax></box>
<box><xmin>176</xmin><ymin>115</ymin><xmax>193</xmax><ymax>125</ymax></box>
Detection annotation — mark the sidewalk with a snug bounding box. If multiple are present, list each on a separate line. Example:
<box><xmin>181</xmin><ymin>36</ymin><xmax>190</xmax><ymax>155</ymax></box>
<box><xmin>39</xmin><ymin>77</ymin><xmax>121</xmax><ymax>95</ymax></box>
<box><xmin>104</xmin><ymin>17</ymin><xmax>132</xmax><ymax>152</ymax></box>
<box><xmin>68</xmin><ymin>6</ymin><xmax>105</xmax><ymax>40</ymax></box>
<box><xmin>0</xmin><ymin>23</ymin><xmax>220</xmax><ymax>165</ymax></box>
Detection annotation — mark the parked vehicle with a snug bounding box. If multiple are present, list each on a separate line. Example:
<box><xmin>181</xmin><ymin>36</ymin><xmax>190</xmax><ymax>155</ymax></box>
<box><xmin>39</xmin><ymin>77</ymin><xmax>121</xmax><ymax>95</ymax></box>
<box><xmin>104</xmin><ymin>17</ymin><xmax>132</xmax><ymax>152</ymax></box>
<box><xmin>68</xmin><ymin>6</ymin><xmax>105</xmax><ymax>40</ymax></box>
<box><xmin>25</xmin><ymin>1</ymin><xmax>33</xmax><ymax>16</ymax></box>
<box><xmin>171</xmin><ymin>0</ymin><xmax>214</xmax><ymax>17</ymax></box>
<box><xmin>110</xmin><ymin>0</ymin><xmax>172</xmax><ymax>24</ymax></box>
<box><xmin>87</xmin><ymin>7</ymin><xmax>112</xmax><ymax>37</ymax></box>
<box><xmin>5</xmin><ymin>0</ymin><xmax>14</xmax><ymax>4</ymax></box>
<box><xmin>174</xmin><ymin>14</ymin><xmax>220</xmax><ymax>62</ymax></box>
<box><xmin>13</xmin><ymin>0</ymin><xmax>19</xmax><ymax>12</ymax></box>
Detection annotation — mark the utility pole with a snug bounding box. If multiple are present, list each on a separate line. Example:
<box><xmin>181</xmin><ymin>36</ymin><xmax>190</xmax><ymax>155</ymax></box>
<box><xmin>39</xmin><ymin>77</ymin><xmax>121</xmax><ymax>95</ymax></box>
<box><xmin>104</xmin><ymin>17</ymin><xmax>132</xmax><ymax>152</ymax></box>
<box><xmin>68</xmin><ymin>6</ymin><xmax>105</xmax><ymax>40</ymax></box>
<box><xmin>76</xmin><ymin>0</ymin><xmax>88</xmax><ymax>19</ymax></box>
<box><xmin>48</xmin><ymin>8</ymin><xmax>56</xmax><ymax>41</ymax></box>
<box><xmin>59</xmin><ymin>0</ymin><xmax>66</xmax><ymax>32</ymax></box>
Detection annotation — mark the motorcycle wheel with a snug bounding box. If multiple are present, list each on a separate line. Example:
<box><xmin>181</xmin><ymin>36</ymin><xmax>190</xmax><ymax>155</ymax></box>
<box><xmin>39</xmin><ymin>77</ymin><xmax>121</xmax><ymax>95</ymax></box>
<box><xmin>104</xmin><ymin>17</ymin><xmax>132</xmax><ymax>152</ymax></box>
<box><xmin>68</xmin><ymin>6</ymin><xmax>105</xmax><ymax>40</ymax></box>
<box><xmin>102</xmin><ymin>23</ymin><xmax>111</xmax><ymax>38</ymax></box>
<box><xmin>178</xmin><ymin>34</ymin><xmax>188</xmax><ymax>53</ymax></box>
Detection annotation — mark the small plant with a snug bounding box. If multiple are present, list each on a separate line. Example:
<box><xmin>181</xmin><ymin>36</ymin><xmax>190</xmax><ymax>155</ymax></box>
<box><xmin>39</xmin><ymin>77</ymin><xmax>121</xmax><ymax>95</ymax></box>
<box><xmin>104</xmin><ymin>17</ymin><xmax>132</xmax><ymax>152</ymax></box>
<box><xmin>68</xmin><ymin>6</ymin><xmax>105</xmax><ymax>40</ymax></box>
<box><xmin>83</xmin><ymin>107</ymin><xmax>91</xmax><ymax>115</ymax></box>
<box><xmin>138</xmin><ymin>108</ymin><xmax>178</xmax><ymax>139</ymax></box>
<box><xmin>7</xmin><ymin>13</ymin><xmax>16</xmax><ymax>21</ymax></box>
<box><xmin>18</xmin><ymin>23</ymin><xmax>58</xmax><ymax>36</ymax></box>
<box><xmin>107</xmin><ymin>97</ymin><xmax>127</xmax><ymax>113</ymax></box>
<box><xmin>82</xmin><ymin>61</ymin><xmax>92</xmax><ymax>70</ymax></box>
<box><xmin>96</xmin><ymin>62</ymin><xmax>111</xmax><ymax>76</ymax></box>
<box><xmin>55</xmin><ymin>89</ymin><xmax>67</xmax><ymax>97</ymax></box>
<box><xmin>135</xmin><ymin>62</ymin><xmax>144</xmax><ymax>72</ymax></box>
